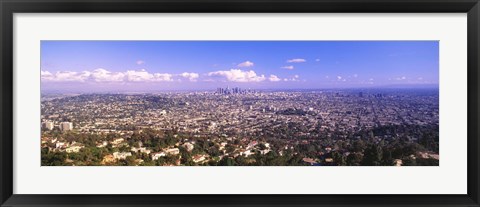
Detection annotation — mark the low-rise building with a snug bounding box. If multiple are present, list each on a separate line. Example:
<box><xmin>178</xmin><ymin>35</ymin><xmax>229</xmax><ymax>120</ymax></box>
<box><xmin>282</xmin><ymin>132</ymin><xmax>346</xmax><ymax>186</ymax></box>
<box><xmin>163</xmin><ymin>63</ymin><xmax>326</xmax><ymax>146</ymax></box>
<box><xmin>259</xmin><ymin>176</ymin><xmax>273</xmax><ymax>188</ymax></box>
<box><xmin>113</xmin><ymin>152</ymin><xmax>132</xmax><ymax>160</ymax></box>
<box><xmin>151</xmin><ymin>152</ymin><xmax>166</xmax><ymax>160</ymax></box>
<box><xmin>66</xmin><ymin>144</ymin><xmax>84</xmax><ymax>153</ymax></box>
<box><xmin>55</xmin><ymin>142</ymin><xmax>66</xmax><ymax>149</ymax></box>
<box><xmin>302</xmin><ymin>157</ymin><xmax>318</xmax><ymax>165</ymax></box>
<box><xmin>111</xmin><ymin>138</ymin><xmax>124</xmax><ymax>145</ymax></box>
<box><xmin>192</xmin><ymin>154</ymin><xmax>207</xmax><ymax>163</ymax></box>
<box><xmin>131</xmin><ymin>147</ymin><xmax>151</xmax><ymax>154</ymax></box>
<box><xmin>96</xmin><ymin>141</ymin><xmax>108</xmax><ymax>148</ymax></box>
<box><xmin>165</xmin><ymin>148</ymin><xmax>180</xmax><ymax>155</ymax></box>
<box><xmin>101</xmin><ymin>154</ymin><xmax>116</xmax><ymax>164</ymax></box>
<box><xmin>240</xmin><ymin>150</ymin><xmax>253</xmax><ymax>157</ymax></box>
<box><xmin>394</xmin><ymin>159</ymin><xmax>403</xmax><ymax>166</ymax></box>
<box><xmin>183</xmin><ymin>143</ymin><xmax>194</xmax><ymax>152</ymax></box>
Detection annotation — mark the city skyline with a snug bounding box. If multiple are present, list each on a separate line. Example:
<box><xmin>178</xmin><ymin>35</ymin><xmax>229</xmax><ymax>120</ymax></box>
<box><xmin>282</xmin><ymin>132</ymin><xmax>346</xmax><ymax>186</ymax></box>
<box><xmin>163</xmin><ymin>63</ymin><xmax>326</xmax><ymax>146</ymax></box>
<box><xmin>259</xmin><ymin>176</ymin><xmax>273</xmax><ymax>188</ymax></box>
<box><xmin>41</xmin><ymin>41</ymin><xmax>439</xmax><ymax>93</ymax></box>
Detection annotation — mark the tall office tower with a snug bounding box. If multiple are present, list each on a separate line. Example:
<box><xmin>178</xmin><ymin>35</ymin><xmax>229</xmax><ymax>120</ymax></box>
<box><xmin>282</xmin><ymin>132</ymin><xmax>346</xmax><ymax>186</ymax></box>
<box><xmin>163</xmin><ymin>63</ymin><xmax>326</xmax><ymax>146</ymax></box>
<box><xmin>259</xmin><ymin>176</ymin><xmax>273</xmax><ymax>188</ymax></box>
<box><xmin>60</xmin><ymin>122</ymin><xmax>73</xmax><ymax>131</ymax></box>
<box><xmin>43</xmin><ymin>121</ymin><xmax>54</xmax><ymax>130</ymax></box>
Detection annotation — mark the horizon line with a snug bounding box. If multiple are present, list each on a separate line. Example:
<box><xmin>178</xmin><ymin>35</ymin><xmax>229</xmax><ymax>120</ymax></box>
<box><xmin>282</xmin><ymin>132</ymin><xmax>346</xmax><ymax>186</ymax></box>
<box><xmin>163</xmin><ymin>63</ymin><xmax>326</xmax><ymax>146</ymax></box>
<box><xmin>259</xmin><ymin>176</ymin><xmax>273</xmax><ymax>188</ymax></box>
<box><xmin>41</xmin><ymin>85</ymin><xmax>439</xmax><ymax>94</ymax></box>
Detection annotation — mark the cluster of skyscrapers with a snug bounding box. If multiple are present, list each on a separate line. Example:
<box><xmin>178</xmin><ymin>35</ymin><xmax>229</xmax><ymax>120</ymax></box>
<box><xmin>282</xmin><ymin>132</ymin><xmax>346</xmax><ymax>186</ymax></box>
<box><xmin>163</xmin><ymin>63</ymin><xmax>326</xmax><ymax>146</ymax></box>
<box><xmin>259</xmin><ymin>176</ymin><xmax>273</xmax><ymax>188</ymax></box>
<box><xmin>216</xmin><ymin>87</ymin><xmax>255</xmax><ymax>95</ymax></box>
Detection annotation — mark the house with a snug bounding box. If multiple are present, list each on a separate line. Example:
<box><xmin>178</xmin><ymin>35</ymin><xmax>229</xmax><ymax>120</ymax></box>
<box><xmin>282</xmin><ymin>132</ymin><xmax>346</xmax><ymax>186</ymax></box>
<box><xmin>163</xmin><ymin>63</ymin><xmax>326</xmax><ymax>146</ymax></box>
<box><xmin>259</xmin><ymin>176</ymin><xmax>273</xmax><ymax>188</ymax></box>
<box><xmin>183</xmin><ymin>143</ymin><xmax>194</xmax><ymax>152</ymax></box>
<box><xmin>41</xmin><ymin>137</ymin><xmax>49</xmax><ymax>144</ymax></box>
<box><xmin>417</xmin><ymin>152</ymin><xmax>439</xmax><ymax>160</ymax></box>
<box><xmin>302</xmin><ymin>157</ymin><xmax>318</xmax><ymax>165</ymax></box>
<box><xmin>192</xmin><ymin>154</ymin><xmax>207</xmax><ymax>163</ymax></box>
<box><xmin>113</xmin><ymin>152</ymin><xmax>132</xmax><ymax>160</ymax></box>
<box><xmin>55</xmin><ymin>142</ymin><xmax>66</xmax><ymax>149</ymax></box>
<box><xmin>50</xmin><ymin>138</ymin><xmax>57</xmax><ymax>144</ymax></box>
<box><xmin>219</xmin><ymin>142</ymin><xmax>228</xmax><ymax>150</ymax></box>
<box><xmin>135</xmin><ymin>159</ymin><xmax>144</xmax><ymax>165</ymax></box>
<box><xmin>101</xmin><ymin>154</ymin><xmax>116</xmax><ymax>164</ymax></box>
<box><xmin>394</xmin><ymin>159</ymin><xmax>403</xmax><ymax>166</ymax></box>
<box><xmin>165</xmin><ymin>148</ymin><xmax>180</xmax><ymax>155</ymax></box>
<box><xmin>240</xmin><ymin>150</ymin><xmax>253</xmax><ymax>157</ymax></box>
<box><xmin>151</xmin><ymin>152</ymin><xmax>166</xmax><ymax>160</ymax></box>
<box><xmin>96</xmin><ymin>141</ymin><xmax>108</xmax><ymax>148</ymax></box>
<box><xmin>246</xmin><ymin>141</ymin><xmax>258</xmax><ymax>150</ymax></box>
<box><xmin>66</xmin><ymin>144</ymin><xmax>84</xmax><ymax>153</ymax></box>
<box><xmin>111</xmin><ymin>138</ymin><xmax>124</xmax><ymax>145</ymax></box>
<box><xmin>131</xmin><ymin>147</ymin><xmax>151</xmax><ymax>154</ymax></box>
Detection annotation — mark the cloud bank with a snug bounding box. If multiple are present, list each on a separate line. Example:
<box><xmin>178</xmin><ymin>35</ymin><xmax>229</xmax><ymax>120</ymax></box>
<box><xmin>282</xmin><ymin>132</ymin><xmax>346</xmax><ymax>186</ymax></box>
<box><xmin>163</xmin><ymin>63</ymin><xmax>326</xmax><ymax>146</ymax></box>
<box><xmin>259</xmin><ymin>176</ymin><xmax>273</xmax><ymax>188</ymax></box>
<box><xmin>41</xmin><ymin>68</ymin><xmax>190</xmax><ymax>83</ymax></box>
<box><xmin>208</xmin><ymin>69</ymin><xmax>266</xmax><ymax>82</ymax></box>
<box><xmin>42</xmin><ymin>68</ymin><xmax>285</xmax><ymax>83</ymax></box>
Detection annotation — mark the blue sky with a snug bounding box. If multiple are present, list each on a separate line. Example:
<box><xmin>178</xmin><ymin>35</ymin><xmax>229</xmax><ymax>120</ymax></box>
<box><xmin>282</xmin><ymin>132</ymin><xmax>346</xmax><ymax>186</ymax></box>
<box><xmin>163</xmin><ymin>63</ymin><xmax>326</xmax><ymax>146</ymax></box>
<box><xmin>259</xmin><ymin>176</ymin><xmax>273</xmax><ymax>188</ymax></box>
<box><xmin>41</xmin><ymin>41</ymin><xmax>439</xmax><ymax>92</ymax></box>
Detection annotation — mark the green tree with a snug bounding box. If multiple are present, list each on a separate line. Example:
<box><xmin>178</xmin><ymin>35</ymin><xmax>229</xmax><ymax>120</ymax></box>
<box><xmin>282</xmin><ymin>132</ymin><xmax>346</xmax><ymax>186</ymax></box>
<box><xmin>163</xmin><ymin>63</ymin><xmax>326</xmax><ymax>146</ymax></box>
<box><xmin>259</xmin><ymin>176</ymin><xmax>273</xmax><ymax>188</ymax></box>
<box><xmin>218</xmin><ymin>157</ymin><xmax>236</xmax><ymax>166</ymax></box>
<box><xmin>346</xmin><ymin>153</ymin><xmax>363</xmax><ymax>166</ymax></box>
<box><xmin>332</xmin><ymin>151</ymin><xmax>346</xmax><ymax>166</ymax></box>
<box><xmin>361</xmin><ymin>144</ymin><xmax>383</xmax><ymax>166</ymax></box>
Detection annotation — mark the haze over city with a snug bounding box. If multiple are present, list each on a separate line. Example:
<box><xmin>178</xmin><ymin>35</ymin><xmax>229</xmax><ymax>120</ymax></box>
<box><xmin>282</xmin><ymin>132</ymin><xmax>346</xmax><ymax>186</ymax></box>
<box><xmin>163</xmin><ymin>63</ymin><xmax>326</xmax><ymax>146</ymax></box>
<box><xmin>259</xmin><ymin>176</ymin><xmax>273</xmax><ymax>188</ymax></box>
<box><xmin>41</xmin><ymin>41</ymin><xmax>439</xmax><ymax>93</ymax></box>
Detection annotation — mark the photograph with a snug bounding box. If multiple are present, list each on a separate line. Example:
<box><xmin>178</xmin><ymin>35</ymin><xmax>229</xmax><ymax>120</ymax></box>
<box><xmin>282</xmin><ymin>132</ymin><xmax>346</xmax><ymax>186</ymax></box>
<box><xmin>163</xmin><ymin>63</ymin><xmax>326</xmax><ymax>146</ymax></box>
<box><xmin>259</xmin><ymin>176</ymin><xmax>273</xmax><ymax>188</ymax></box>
<box><xmin>3</xmin><ymin>0</ymin><xmax>478</xmax><ymax>205</ymax></box>
<box><xmin>40</xmin><ymin>41</ymin><xmax>439</xmax><ymax>166</ymax></box>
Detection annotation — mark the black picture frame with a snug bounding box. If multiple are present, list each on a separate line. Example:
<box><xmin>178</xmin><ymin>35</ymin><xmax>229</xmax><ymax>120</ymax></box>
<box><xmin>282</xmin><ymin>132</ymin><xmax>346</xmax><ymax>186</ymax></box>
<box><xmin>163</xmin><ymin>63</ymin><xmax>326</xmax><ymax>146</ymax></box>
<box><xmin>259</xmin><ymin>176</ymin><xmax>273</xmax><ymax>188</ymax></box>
<box><xmin>1</xmin><ymin>0</ymin><xmax>479</xmax><ymax>206</ymax></box>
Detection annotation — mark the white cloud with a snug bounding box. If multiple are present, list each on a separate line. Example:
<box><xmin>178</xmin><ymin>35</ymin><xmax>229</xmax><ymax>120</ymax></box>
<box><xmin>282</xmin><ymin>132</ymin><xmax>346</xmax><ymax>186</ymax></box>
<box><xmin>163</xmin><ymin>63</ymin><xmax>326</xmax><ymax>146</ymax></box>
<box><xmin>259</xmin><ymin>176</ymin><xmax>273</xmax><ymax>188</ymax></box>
<box><xmin>43</xmin><ymin>71</ymin><xmax>91</xmax><ymax>82</ymax></box>
<box><xmin>269</xmin><ymin>75</ymin><xmax>281</xmax><ymax>82</ymax></box>
<box><xmin>125</xmin><ymin>70</ymin><xmax>174</xmax><ymax>82</ymax></box>
<box><xmin>208</xmin><ymin>69</ymin><xmax>266</xmax><ymax>82</ymax></box>
<box><xmin>315</xmin><ymin>59</ymin><xmax>320</xmax><ymax>62</ymax></box>
<box><xmin>153</xmin><ymin>73</ymin><xmax>173</xmax><ymax>82</ymax></box>
<box><xmin>42</xmin><ymin>68</ymin><xmax>290</xmax><ymax>84</ymax></box>
<box><xmin>41</xmin><ymin>70</ymin><xmax>55</xmax><ymax>81</ymax></box>
<box><xmin>125</xmin><ymin>69</ymin><xmax>154</xmax><ymax>82</ymax></box>
<box><xmin>281</xmin><ymin>65</ymin><xmax>294</xmax><ymax>70</ymax></box>
<box><xmin>41</xmin><ymin>70</ymin><xmax>52</xmax><ymax>76</ymax></box>
<box><xmin>90</xmin><ymin>68</ymin><xmax>125</xmax><ymax>82</ymax></box>
<box><xmin>180</xmin><ymin>72</ymin><xmax>200</xmax><ymax>81</ymax></box>
<box><xmin>287</xmin><ymin>58</ymin><xmax>306</xmax><ymax>63</ymax></box>
<box><xmin>284</xmin><ymin>75</ymin><xmax>300</xmax><ymax>82</ymax></box>
<box><xmin>336</xmin><ymin>76</ymin><xmax>348</xmax><ymax>82</ymax></box>
<box><xmin>41</xmin><ymin>68</ymin><xmax>188</xmax><ymax>83</ymax></box>
<box><xmin>237</xmin><ymin>61</ymin><xmax>254</xmax><ymax>67</ymax></box>
<box><xmin>136</xmin><ymin>60</ymin><xmax>145</xmax><ymax>65</ymax></box>
<box><xmin>395</xmin><ymin>76</ymin><xmax>407</xmax><ymax>81</ymax></box>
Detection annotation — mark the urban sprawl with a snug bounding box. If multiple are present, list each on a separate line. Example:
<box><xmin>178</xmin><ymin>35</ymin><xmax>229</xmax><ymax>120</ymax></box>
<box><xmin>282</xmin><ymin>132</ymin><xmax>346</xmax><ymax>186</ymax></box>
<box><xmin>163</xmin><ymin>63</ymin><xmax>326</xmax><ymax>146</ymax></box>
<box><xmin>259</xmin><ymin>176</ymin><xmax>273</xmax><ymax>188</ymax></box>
<box><xmin>41</xmin><ymin>87</ymin><xmax>439</xmax><ymax>166</ymax></box>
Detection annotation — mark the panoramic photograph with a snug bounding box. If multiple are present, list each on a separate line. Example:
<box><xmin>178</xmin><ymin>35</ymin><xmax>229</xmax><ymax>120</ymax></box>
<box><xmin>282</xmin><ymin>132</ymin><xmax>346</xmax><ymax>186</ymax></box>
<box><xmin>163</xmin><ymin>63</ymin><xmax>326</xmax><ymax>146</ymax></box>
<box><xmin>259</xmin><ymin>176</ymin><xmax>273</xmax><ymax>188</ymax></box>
<box><xmin>40</xmin><ymin>41</ymin><xmax>439</xmax><ymax>166</ymax></box>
